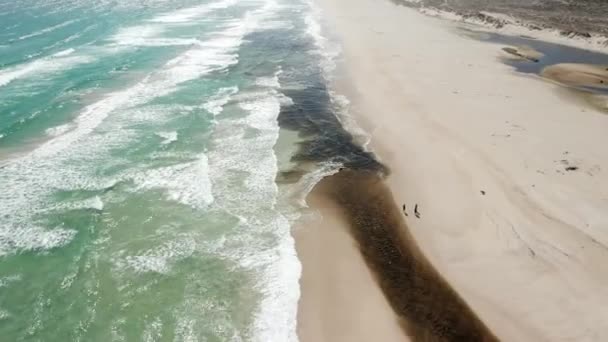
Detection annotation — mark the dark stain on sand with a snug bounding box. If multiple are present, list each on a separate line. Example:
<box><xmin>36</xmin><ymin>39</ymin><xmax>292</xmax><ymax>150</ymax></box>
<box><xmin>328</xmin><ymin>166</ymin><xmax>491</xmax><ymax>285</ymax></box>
<box><xmin>314</xmin><ymin>169</ymin><xmax>499</xmax><ymax>342</ymax></box>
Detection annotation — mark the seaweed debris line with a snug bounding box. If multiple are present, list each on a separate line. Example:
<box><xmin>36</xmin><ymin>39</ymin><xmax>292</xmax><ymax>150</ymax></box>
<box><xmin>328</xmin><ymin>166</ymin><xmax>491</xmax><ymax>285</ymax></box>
<box><xmin>313</xmin><ymin>168</ymin><xmax>499</xmax><ymax>341</ymax></box>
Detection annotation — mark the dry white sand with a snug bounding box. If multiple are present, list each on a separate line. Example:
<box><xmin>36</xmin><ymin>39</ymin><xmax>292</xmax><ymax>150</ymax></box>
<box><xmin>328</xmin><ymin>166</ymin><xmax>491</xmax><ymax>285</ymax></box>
<box><xmin>305</xmin><ymin>0</ymin><xmax>608</xmax><ymax>340</ymax></box>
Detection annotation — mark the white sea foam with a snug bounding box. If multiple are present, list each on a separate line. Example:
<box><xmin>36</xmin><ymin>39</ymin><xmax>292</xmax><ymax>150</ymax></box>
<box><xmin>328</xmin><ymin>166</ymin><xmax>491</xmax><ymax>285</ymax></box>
<box><xmin>202</xmin><ymin>86</ymin><xmax>239</xmax><ymax>116</ymax></box>
<box><xmin>45</xmin><ymin>123</ymin><xmax>73</xmax><ymax>137</ymax></box>
<box><xmin>108</xmin><ymin>0</ymin><xmax>240</xmax><ymax>48</ymax></box>
<box><xmin>143</xmin><ymin>317</ymin><xmax>163</xmax><ymax>342</ymax></box>
<box><xmin>174</xmin><ymin>318</ymin><xmax>197</xmax><ymax>342</ymax></box>
<box><xmin>108</xmin><ymin>25</ymin><xmax>166</xmax><ymax>46</ymax></box>
<box><xmin>156</xmin><ymin>131</ymin><xmax>178</xmax><ymax>145</ymax></box>
<box><xmin>0</xmin><ymin>275</ymin><xmax>22</xmax><ymax>288</ymax></box>
<box><xmin>304</xmin><ymin>2</ymin><xmax>341</xmax><ymax>75</ymax></box>
<box><xmin>240</xmin><ymin>96</ymin><xmax>283</xmax><ymax>132</ymax></box>
<box><xmin>131</xmin><ymin>155</ymin><xmax>214</xmax><ymax>208</ymax></box>
<box><xmin>60</xmin><ymin>271</ymin><xmax>77</xmax><ymax>290</ymax></box>
<box><xmin>255</xmin><ymin>68</ymin><xmax>282</xmax><ymax>88</ymax></box>
<box><xmin>124</xmin><ymin>255</ymin><xmax>170</xmax><ymax>274</ymax></box>
<box><xmin>330</xmin><ymin>90</ymin><xmax>372</xmax><ymax>148</ymax></box>
<box><xmin>290</xmin><ymin>162</ymin><xmax>342</xmax><ymax>207</ymax></box>
<box><xmin>252</xmin><ymin>217</ymin><xmax>300</xmax><ymax>342</ymax></box>
<box><xmin>127</xmin><ymin>104</ymin><xmax>194</xmax><ymax>123</ymax></box>
<box><xmin>150</xmin><ymin>0</ymin><xmax>237</xmax><ymax>24</ymax></box>
<box><xmin>0</xmin><ymin>275</ymin><xmax>19</xmax><ymax>319</ymax></box>
<box><xmin>0</xmin><ymin>224</ymin><xmax>77</xmax><ymax>256</ymax></box>
<box><xmin>108</xmin><ymin>25</ymin><xmax>201</xmax><ymax>47</ymax></box>
<box><xmin>44</xmin><ymin>195</ymin><xmax>104</xmax><ymax>212</ymax></box>
<box><xmin>117</xmin><ymin>236</ymin><xmax>196</xmax><ymax>274</ymax></box>
<box><xmin>86</xmin><ymin>196</ymin><xmax>104</xmax><ymax>211</ymax></box>
<box><xmin>0</xmin><ymin>53</ymin><xmax>93</xmax><ymax>88</ymax></box>
<box><xmin>210</xmin><ymin>143</ymin><xmax>301</xmax><ymax>342</ymax></box>
<box><xmin>52</xmin><ymin>48</ymin><xmax>75</xmax><ymax>57</ymax></box>
<box><xmin>17</xmin><ymin>19</ymin><xmax>79</xmax><ymax>41</ymax></box>
<box><xmin>5</xmin><ymin>23</ymin><xmax>19</xmax><ymax>31</ymax></box>
<box><xmin>62</xmin><ymin>31</ymin><xmax>85</xmax><ymax>44</ymax></box>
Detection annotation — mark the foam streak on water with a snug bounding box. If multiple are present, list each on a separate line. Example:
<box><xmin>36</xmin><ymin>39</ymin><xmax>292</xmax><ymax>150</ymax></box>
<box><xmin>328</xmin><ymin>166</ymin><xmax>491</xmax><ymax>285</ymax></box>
<box><xmin>0</xmin><ymin>53</ymin><xmax>93</xmax><ymax>88</ymax></box>
<box><xmin>203</xmin><ymin>86</ymin><xmax>239</xmax><ymax>116</ymax></box>
<box><xmin>150</xmin><ymin>0</ymin><xmax>238</xmax><ymax>23</ymax></box>
<box><xmin>132</xmin><ymin>154</ymin><xmax>214</xmax><ymax>208</ymax></box>
<box><xmin>17</xmin><ymin>19</ymin><xmax>80</xmax><ymax>41</ymax></box>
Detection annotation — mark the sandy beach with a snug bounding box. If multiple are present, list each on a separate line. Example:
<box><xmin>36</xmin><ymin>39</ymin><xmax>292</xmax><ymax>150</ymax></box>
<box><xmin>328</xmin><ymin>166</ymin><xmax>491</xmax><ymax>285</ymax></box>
<box><xmin>295</xmin><ymin>190</ymin><xmax>407</xmax><ymax>342</ymax></box>
<box><xmin>297</xmin><ymin>0</ymin><xmax>608</xmax><ymax>340</ymax></box>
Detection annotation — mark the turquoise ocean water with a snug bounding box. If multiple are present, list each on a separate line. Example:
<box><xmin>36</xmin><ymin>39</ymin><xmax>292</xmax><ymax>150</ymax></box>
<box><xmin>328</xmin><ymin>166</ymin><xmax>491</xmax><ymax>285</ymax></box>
<box><xmin>0</xmin><ymin>0</ymin><xmax>354</xmax><ymax>340</ymax></box>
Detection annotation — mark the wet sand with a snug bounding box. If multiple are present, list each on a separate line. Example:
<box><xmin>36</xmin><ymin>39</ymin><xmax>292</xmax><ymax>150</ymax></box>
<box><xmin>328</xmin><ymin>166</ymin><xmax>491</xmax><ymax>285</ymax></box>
<box><xmin>298</xmin><ymin>0</ymin><xmax>608</xmax><ymax>340</ymax></box>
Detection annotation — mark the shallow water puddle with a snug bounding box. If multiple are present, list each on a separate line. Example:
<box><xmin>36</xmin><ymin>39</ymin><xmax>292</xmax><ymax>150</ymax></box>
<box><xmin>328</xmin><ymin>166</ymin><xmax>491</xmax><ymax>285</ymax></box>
<box><xmin>463</xmin><ymin>29</ymin><xmax>608</xmax><ymax>112</ymax></box>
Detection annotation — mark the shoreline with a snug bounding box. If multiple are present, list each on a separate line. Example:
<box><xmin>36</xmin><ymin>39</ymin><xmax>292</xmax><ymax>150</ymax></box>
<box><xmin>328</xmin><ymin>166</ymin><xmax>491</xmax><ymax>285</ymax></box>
<box><xmin>296</xmin><ymin>0</ymin><xmax>608</xmax><ymax>340</ymax></box>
